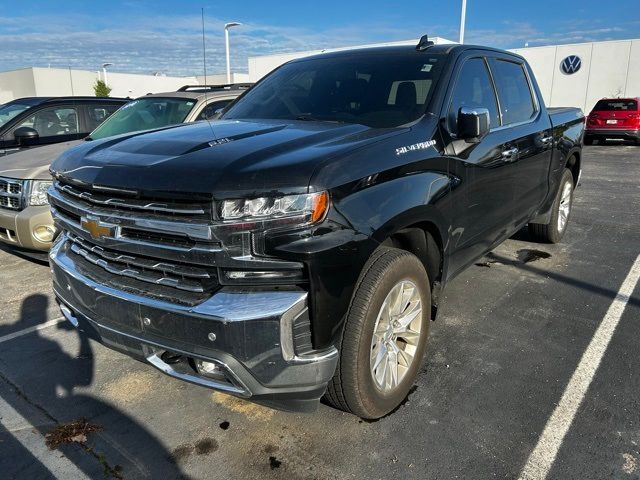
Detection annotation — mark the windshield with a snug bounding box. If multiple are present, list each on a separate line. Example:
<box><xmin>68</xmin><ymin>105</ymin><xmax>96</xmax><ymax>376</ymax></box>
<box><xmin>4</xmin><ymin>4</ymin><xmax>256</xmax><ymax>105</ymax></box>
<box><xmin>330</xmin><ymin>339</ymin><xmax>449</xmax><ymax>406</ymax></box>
<box><xmin>88</xmin><ymin>97</ymin><xmax>197</xmax><ymax>140</ymax></box>
<box><xmin>223</xmin><ymin>51</ymin><xmax>446</xmax><ymax>128</ymax></box>
<box><xmin>0</xmin><ymin>103</ymin><xmax>31</xmax><ymax>129</ymax></box>
<box><xmin>593</xmin><ymin>99</ymin><xmax>638</xmax><ymax>111</ymax></box>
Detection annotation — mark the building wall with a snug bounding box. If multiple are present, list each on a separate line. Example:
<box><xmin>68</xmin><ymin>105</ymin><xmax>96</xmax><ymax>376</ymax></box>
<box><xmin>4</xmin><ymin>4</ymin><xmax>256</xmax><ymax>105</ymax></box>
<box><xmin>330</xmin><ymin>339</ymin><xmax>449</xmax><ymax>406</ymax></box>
<box><xmin>512</xmin><ymin>38</ymin><xmax>640</xmax><ymax>113</ymax></box>
<box><xmin>195</xmin><ymin>73</ymin><xmax>251</xmax><ymax>85</ymax></box>
<box><xmin>0</xmin><ymin>69</ymin><xmax>37</xmax><ymax>104</ymax></box>
<box><xmin>0</xmin><ymin>68</ymin><xmax>200</xmax><ymax>102</ymax></box>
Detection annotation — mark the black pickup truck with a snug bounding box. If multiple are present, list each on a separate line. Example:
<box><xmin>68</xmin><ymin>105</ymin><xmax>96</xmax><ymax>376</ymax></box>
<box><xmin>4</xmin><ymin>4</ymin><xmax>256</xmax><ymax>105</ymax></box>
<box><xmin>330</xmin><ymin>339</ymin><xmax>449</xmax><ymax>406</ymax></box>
<box><xmin>48</xmin><ymin>37</ymin><xmax>584</xmax><ymax>419</ymax></box>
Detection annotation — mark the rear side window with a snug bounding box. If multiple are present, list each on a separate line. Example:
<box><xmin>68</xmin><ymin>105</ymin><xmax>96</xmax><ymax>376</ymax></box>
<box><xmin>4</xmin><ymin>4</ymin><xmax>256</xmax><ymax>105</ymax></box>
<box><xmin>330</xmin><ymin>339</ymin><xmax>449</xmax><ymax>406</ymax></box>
<box><xmin>197</xmin><ymin>100</ymin><xmax>233</xmax><ymax>121</ymax></box>
<box><xmin>593</xmin><ymin>99</ymin><xmax>638</xmax><ymax>111</ymax></box>
<box><xmin>448</xmin><ymin>58</ymin><xmax>500</xmax><ymax>132</ymax></box>
<box><xmin>491</xmin><ymin>60</ymin><xmax>536</xmax><ymax>125</ymax></box>
<box><xmin>86</xmin><ymin>104</ymin><xmax>122</xmax><ymax>131</ymax></box>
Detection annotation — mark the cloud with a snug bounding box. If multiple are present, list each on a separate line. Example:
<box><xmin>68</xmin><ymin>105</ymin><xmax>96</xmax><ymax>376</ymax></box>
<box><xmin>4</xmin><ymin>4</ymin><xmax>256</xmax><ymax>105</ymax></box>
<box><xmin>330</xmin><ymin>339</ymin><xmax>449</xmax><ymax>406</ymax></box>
<box><xmin>0</xmin><ymin>13</ymin><xmax>636</xmax><ymax>77</ymax></box>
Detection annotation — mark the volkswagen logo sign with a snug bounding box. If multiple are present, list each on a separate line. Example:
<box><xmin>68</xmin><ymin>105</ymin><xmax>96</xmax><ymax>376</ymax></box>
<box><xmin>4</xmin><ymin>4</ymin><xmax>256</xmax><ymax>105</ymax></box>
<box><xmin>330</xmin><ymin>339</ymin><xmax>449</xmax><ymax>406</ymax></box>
<box><xmin>560</xmin><ymin>55</ymin><xmax>582</xmax><ymax>75</ymax></box>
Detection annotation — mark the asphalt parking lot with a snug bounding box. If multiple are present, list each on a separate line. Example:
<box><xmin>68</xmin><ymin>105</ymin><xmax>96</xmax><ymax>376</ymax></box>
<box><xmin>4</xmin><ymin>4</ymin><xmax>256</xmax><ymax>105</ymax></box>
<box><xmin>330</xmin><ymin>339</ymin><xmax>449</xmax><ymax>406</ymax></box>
<box><xmin>0</xmin><ymin>144</ymin><xmax>639</xmax><ymax>480</ymax></box>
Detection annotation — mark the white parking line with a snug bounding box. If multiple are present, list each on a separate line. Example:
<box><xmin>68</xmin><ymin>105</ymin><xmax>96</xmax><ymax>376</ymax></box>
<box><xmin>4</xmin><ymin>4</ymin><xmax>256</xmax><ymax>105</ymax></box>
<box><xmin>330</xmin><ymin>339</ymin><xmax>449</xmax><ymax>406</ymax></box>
<box><xmin>0</xmin><ymin>317</ymin><xmax>64</xmax><ymax>344</ymax></box>
<box><xmin>0</xmin><ymin>394</ymin><xmax>90</xmax><ymax>479</ymax></box>
<box><xmin>519</xmin><ymin>254</ymin><xmax>640</xmax><ymax>480</ymax></box>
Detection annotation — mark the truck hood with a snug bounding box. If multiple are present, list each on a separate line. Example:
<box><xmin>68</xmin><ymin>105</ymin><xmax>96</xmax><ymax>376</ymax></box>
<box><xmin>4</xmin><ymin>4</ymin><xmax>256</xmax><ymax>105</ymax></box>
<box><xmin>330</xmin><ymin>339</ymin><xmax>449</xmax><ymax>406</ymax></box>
<box><xmin>0</xmin><ymin>140</ymin><xmax>83</xmax><ymax>180</ymax></box>
<box><xmin>51</xmin><ymin>120</ymin><xmax>405</xmax><ymax>198</ymax></box>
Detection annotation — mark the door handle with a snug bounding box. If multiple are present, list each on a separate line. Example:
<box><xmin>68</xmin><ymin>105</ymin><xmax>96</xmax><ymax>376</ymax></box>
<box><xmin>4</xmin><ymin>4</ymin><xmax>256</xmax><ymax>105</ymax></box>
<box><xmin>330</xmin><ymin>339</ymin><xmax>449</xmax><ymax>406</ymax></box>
<box><xmin>541</xmin><ymin>136</ymin><xmax>554</xmax><ymax>145</ymax></box>
<box><xmin>501</xmin><ymin>147</ymin><xmax>519</xmax><ymax>162</ymax></box>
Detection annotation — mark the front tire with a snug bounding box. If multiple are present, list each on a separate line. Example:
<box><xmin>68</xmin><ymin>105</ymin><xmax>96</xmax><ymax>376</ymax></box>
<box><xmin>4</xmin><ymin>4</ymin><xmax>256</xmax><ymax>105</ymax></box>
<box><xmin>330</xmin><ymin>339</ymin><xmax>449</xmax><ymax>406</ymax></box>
<box><xmin>529</xmin><ymin>168</ymin><xmax>574</xmax><ymax>243</ymax></box>
<box><xmin>324</xmin><ymin>247</ymin><xmax>430</xmax><ymax>419</ymax></box>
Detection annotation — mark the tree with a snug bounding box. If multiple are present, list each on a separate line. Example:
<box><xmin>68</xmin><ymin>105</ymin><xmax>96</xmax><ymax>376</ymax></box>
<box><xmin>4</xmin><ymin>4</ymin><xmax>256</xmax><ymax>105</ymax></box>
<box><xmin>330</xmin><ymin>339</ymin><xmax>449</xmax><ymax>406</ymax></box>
<box><xmin>93</xmin><ymin>79</ymin><xmax>112</xmax><ymax>97</ymax></box>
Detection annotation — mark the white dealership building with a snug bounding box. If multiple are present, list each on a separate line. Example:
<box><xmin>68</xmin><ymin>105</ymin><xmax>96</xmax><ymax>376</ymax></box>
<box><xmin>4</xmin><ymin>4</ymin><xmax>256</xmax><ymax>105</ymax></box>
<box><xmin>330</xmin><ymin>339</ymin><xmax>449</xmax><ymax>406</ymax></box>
<box><xmin>246</xmin><ymin>38</ymin><xmax>640</xmax><ymax>113</ymax></box>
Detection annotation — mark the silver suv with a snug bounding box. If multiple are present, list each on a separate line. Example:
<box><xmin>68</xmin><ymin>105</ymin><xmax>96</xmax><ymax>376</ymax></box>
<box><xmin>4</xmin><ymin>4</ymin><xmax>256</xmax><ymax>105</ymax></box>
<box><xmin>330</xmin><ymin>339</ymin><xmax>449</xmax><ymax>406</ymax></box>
<box><xmin>0</xmin><ymin>84</ymin><xmax>250</xmax><ymax>252</ymax></box>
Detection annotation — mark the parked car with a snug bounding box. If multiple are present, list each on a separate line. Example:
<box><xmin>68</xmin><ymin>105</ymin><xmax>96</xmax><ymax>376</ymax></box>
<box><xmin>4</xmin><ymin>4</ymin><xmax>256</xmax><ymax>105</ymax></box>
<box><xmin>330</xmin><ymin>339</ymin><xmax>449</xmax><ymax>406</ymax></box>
<box><xmin>585</xmin><ymin>97</ymin><xmax>640</xmax><ymax>144</ymax></box>
<box><xmin>0</xmin><ymin>85</ymin><xmax>250</xmax><ymax>253</ymax></box>
<box><xmin>0</xmin><ymin>96</ymin><xmax>128</xmax><ymax>156</ymax></box>
<box><xmin>49</xmin><ymin>37</ymin><xmax>584</xmax><ymax>419</ymax></box>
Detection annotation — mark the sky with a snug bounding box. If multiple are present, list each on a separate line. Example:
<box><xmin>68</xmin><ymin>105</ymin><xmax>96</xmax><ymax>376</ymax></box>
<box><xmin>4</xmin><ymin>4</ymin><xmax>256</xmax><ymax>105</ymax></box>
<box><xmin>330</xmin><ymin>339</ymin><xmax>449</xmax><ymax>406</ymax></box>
<box><xmin>0</xmin><ymin>0</ymin><xmax>638</xmax><ymax>77</ymax></box>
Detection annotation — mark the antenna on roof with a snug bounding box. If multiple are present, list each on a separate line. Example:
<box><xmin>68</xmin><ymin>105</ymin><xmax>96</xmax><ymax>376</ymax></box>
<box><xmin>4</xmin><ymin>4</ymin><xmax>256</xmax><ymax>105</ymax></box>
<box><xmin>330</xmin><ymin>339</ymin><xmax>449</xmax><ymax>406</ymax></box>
<box><xmin>416</xmin><ymin>35</ymin><xmax>435</xmax><ymax>51</ymax></box>
<box><xmin>68</xmin><ymin>66</ymin><xmax>75</xmax><ymax>96</ymax></box>
<box><xmin>201</xmin><ymin>7</ymin><xmax>217</xmax><ymax>139</ymax></box>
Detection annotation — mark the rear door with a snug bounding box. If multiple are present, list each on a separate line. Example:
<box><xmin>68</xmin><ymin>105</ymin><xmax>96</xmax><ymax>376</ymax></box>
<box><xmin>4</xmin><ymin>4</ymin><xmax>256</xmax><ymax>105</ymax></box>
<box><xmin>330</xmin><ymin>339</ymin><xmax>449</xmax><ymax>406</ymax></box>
<box><xmin>487</xmin><ymin>56</ymin><xmax>553</xmax><ymax>227</ymax></box>
<box><xmin>83</xmin><ymin>103</ymin><xmax>122</xmax><ymax>133</ymax></box>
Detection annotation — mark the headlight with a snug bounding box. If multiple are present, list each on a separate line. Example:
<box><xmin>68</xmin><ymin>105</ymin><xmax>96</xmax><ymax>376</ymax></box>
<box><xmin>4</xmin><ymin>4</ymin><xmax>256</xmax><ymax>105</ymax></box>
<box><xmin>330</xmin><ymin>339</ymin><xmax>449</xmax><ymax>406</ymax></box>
<box><xmin>28</xmin><ymin>180</ymin><xmax>53</xmax><ymax>206</ymax></box>
<box><xmin>220</xmin><ymin>191</ymin><xmax>329</xmax><ymax>225</ymax></box>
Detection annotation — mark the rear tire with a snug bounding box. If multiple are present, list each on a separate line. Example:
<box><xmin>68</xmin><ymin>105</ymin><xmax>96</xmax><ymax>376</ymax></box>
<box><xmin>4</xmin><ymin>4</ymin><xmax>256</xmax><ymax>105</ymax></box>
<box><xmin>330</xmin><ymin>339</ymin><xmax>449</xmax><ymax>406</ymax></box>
<box><xmin>528</xmin><ymin>168</ymin><xmax>574</xmax><ymax>243</ymax></box>
<box><xmin>324</xmin><ymin>247</ymin><xmax>430</xmax><ymax>419</ymax></box>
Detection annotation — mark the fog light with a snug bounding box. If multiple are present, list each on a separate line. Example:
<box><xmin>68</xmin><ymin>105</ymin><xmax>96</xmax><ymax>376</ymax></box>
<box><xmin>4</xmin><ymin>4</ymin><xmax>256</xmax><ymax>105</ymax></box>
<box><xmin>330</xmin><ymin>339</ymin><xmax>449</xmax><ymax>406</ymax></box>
<box><xmin>194</xmin><ymin>359</ymin><xmax>226</xmax><ymax>380</ymax></box>
<box><xmin>33</xmin><ymin>225</ymin><xmax>56</xmax><ymax>243</ymax></box>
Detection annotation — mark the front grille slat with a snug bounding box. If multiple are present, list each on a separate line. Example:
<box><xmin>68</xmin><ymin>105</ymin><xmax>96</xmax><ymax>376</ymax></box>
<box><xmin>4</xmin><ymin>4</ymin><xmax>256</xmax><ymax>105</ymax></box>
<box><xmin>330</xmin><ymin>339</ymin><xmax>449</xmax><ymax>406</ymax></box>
<box><xmin>56</xmin><ymin>182</ymin><xmax>211</xmax><ymax>217</ymax></box>
<box><xmin>0</xmin><ymin>177</ymin><xmax>24</xmax><ymax>211</ymax></box>
<box><xmin>69</xmin><ymin>234</ymin><xmax>211</xmax><ymax>279</ymax></box>
<box><xmin>68</xmin><ymin>235</ymin><xmax>218</xmax><ymax>296</ymax></box>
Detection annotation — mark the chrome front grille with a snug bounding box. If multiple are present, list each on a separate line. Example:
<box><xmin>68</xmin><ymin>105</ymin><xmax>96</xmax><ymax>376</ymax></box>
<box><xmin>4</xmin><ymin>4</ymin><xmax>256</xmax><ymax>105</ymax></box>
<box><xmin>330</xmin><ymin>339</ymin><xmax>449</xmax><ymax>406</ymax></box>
<box><xmin>55</xmin><ymin>181</ymin><xmax>213</xmax><ymax>219</ymax></box>
<box><xmin>50</xmin><ymin>178</ymin><xmax>304</xmax><ymax>303</ymax></box>
<box><xmin>0</xmin><ymin>177</ymin><xmax>24</xmax><ymax>211</ymax></box>
<box><xmin>67</xmin><ymin>233</ymin><xmax>217</xmax><ymax>294</ymax></box>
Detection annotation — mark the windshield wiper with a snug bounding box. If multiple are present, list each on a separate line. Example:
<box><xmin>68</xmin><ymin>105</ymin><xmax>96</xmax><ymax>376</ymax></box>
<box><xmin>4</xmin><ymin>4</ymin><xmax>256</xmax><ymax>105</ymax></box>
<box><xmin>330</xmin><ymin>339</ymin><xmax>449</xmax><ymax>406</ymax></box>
<box><xmin>295</xmin><ymin>114</ymin><xmax>347</xmax><ymax>124</ymax></box>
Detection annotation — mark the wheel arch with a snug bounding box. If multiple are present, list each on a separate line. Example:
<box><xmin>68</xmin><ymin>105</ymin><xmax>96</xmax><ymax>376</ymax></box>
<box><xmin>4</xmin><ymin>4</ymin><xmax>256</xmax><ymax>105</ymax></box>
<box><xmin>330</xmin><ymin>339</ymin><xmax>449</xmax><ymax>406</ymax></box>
<box><xmin>376</xmin><ymin>219</ymin><xmax>446</xmax><ymax>320</ymax></box>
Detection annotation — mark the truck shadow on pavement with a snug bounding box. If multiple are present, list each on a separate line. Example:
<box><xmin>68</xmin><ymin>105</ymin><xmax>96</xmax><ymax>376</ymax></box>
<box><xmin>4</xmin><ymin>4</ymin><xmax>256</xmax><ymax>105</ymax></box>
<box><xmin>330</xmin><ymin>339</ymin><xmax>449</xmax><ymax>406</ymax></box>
<box><xmin>0</xmin><ymin>294</ymin><xmax>186</xmax><ymax>479</ymax></box>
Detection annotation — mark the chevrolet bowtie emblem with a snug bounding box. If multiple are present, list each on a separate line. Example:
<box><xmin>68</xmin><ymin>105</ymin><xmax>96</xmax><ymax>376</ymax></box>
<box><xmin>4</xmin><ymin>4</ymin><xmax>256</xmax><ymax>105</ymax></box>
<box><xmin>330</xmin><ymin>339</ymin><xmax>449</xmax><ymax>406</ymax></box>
<box><xmin>80</xmin><ymin>217</ymin><xmax>116</xmax><ymax>239</ymax></box>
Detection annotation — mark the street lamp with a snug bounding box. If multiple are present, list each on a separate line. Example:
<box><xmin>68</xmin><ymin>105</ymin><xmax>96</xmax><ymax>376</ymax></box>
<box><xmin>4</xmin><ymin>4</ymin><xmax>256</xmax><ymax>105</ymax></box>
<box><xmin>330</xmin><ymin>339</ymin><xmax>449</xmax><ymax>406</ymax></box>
<box><xmin>459</xmin><ymin>0</ymin><xmax>467</xmax><ymax>44</ymax></box>
<box><xmin>224</xmin><ymin>22</ymin><xmax>242</xmax><ymax>84</ymax></box>
<box><xmin>101</xmin><ymin>63</ymin><xmax>114</xmax><ymax>85</ymax></box>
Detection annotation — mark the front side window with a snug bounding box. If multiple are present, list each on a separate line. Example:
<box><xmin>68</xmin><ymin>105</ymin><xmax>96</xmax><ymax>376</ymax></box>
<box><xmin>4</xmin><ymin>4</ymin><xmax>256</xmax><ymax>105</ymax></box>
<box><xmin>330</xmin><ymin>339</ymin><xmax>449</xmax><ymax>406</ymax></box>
<box><xmin>86</xmin><ymin>104</ymin><xmax>122</xmax><ymax>131</ymax></box>
<box><xmin>0</xmin><ymin>103</ymin><xmax>31</xmax><ymax>128</ymax></box>
<box><xmin>448</xmin><ymin>58</ymin><xmax>500</xmax><ymax>132</ymax></box>
<box><xmin>491</xmin><ymin>59</ymin><xmax>536</xmax><ymax>125</ymax></box>
<box><xmin>16</xmin><ymin>106</ymin><xmax>79</xmax><ymax>137</ymax></box>
<box><xmin>88</xmin><ymin>97</ymin><xmax>196</xmax><ymax>140</ymax></box>
<box><xmin>223</xmin><ymin>52</ymin><xmax>446</xmax><ymax>128</ymax></box>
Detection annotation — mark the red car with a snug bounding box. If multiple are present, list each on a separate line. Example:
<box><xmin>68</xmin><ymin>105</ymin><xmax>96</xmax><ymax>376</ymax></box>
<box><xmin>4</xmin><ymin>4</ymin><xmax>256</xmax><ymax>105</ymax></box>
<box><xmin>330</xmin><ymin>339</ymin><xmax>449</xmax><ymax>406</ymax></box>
<box><xmin>585</xmin><ymin>97</ymin><xmax>640</xmax><ymax>145</ymax></box>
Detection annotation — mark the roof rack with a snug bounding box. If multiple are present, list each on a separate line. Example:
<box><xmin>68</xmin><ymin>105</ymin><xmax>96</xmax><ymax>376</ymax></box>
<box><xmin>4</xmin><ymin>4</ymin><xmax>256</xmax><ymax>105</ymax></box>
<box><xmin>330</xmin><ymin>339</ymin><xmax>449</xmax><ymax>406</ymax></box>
<box><xmin>416</xmin><ymin>35</ymin><xmax>435</xmax><ymax>51</ymax></box>
<box><xmin>177</xmin><ymin>83</ymin><xmax>253</xmax><ymax>92</ymax></box>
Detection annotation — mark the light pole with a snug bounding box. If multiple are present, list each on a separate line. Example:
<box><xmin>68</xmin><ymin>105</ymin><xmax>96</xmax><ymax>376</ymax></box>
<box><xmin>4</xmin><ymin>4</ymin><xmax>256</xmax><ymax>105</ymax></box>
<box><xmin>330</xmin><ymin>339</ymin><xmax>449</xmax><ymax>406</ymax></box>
<box><xmin>459</xmin><ymin>0</ymin><xmax>467</xmax><ymax>44</ymax></box>
<box><xmin>101</xmin><ymin>63</ymin><xmax>113</xmax><ymax>85</ymax></box>
<box><xmin>224</xmin><ymin>22</ymin><xmax>242</xmax><ymax>84</ymax></box>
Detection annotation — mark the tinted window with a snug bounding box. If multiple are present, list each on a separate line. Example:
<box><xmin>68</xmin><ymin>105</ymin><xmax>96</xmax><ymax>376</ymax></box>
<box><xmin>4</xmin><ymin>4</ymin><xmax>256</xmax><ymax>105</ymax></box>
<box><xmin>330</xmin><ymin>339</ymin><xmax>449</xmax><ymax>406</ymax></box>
<box><xmin>88</xmin><ymin>97</ymin><xmax>196</xmax><ymax>140</ymax></box>
<box><xmin>86</xmin><ymin>104</ymin><xmax>122</xmax><ymax>131</ymax></box>
<box><xmin>593</xmin><ymin>99</ymin><xmax>637</xmax><ymax>111</ymax></box>
<box><xmin>448</xmin><ymin>58</ymin><xmax>500</xmax><ymax>132</ymax></box>
<box><xmin>0</xmin><ymin>103</ymin><xmax>31</xmax><ymax>128</ymax></box>
<box><xmin>491</xmin><ymin>60</ymin><xmax>536</xmax><ymax>125</ymax></box>
<box><xmin>223</xmin><ymin>52</ymin><xmax>446</xmax><ymax>128</ymax></box>
<box><xmin>197</xmin><ymin>100</ymin><xmax>233</xmax><ymax>120</ymax></box>
<box><xmin>16</xmin><ymin>106</ymin><xmax>78</xmax><ymax>137</ymax></box>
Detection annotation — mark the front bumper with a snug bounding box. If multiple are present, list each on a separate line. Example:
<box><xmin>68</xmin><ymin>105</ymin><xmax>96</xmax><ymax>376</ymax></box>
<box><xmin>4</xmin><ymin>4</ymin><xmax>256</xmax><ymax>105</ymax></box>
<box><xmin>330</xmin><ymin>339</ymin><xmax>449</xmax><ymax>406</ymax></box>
<box><xmin>0</xmin><ymin>205</ymin><xmax>55</xmax><ymax>251</ymax></box>
<box><xmin>586</xmin><ymin>128</ymin><xmax>640</xmax><ymax>140</ymax></box>
<box><xmin>49</xmin><ymin>236</ymin><xmax>338</xmax><ymax>412</ymax></box>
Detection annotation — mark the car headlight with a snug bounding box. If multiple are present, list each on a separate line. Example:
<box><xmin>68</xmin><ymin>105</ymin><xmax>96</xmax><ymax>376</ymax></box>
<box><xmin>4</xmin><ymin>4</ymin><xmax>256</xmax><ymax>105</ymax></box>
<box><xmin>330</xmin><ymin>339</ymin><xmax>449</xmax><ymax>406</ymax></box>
<box><xmin>29</xmin><ymin>180</ymin><xmax>53</xmax><ymax>206</ymax></box>
<box><xmin>220</xmin><ymin>191</ymin><xmax>329</xmax><ymax>226</ymax></box>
